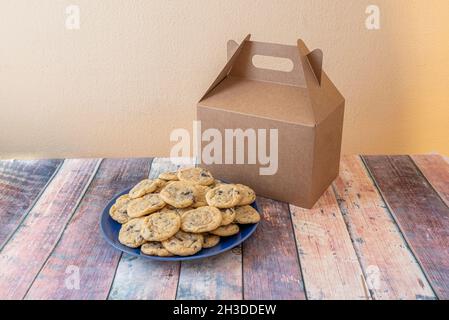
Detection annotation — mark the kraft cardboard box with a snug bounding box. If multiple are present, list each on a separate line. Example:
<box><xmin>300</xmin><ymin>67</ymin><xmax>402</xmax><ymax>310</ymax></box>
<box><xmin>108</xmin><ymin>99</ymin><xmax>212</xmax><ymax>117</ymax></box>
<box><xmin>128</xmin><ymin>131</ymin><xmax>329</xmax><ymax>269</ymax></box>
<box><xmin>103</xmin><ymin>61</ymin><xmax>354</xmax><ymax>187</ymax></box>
<box><xmin>197</xmin><ymin>35</ymin><xmax>344</xmax><ymax>208</ymax></box>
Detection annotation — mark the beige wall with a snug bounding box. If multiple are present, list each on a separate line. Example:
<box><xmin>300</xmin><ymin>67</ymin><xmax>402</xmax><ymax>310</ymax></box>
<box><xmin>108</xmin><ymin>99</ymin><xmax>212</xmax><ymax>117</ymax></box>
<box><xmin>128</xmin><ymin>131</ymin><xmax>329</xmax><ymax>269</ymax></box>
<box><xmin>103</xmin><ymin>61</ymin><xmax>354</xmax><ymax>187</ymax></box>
<box><xmin>1</xmin><ymin>0</ymin><xmax>448</xmax><ymax>159</ymax></box>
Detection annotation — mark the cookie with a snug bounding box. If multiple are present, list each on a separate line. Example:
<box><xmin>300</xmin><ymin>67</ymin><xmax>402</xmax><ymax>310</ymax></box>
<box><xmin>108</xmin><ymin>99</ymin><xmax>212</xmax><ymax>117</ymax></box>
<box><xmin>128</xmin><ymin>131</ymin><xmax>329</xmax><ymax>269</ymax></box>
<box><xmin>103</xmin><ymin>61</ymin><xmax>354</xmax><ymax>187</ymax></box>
<box><xmin>141</xmin><ymin>210</ymin><xmax>181</xmax><ymax>241</ymax></box>
<box><xmin>192</xmin><ymin>185</ymin><xmax>211</xmax><ymax>208</ymax></box>
<box><xmin>205</xmin><ymin>184</ymin><xmax>242</xmax><ymax>208</ymax></box>
<box><xmin>161</xmin><ymin>206</ymin><xmax>193</xmax><ymax>216</ymax></box>
<box><xmin>116</xmin><ymin>194</ymin><xmax>131</xmax><ymax>205</ymax></box>
<box><xmin>234</xmin><ymin>205</ymin><xmax>261</xmax><ymax>224</ymax></box>
<box><xmin>180</xmin><ymin>206</ymin><xmax>222</xmax><ymax>233</ymax></box>
<box><xmin>109</xmin><ymin>195</ymin><xmax>131</xmax><ymax>224</ymax></box>
<box><xmin>129</xmin><ymin>179</ymin><xmax>160</xmax><ymax>199</ymax></box>
<box><xmin>162</xmin><ymin>231</ymin><xmax>204</xmax><ymax>256</ymax></box>
<box><xmin>160</xmin><ymin>181</ymin><xmax>198</xmax><ymax>208</ymax></box>
<box><xmin>153</xmin><ymin>179</ymin><xmax>168</xmax><ymax>193</ymax></box>
<box><xmin>158</xmin><ymin>171</ymin><xmax>179</xmax><ymax>181</ymax></box>
<box><xmin>141</xmin><ymin>242</ymin><xmax>174</xmax><ymax>257</ymax></box>
<box><xmin>210</xmin><ymin>224</ymin><xmax>240</xmax><ymax>237</ymax></box>
<box><xmin>127</xmin><ymin>193</ymin><xmax>166</xmax><ymax>218</ymax></box>
<box><xmin>118</xmin><ymin>217</ymin><xmax>146</xmax><ymax>248</ymax></box>
<box><xmin>177</xmin><ymin>167</ymin><xmax>214</xmax><ymax>186</ymax></box>
<box><xmin>236</xmin><ymin>184</ymin><xmax>256</xmax><ymax>205</ymax></box>
<box><xmin>220</xmin><ymin>208</ymin><xmax>236</xmax><ymax>226</ymax></box>
<box><xmin>202</xmin><ymin>234</ymin><xmax>220</xmax><ymax>248</ymax></box>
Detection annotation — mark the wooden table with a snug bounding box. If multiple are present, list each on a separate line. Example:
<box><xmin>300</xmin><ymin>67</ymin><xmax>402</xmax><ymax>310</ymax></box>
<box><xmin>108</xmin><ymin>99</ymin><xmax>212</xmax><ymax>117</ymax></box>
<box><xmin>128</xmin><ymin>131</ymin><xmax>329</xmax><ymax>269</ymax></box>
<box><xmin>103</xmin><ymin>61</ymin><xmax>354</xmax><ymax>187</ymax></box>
<box><xmin>0</xmin><ymin>155</ymin><xmax>448</xmax><ymax>300</ymax></box>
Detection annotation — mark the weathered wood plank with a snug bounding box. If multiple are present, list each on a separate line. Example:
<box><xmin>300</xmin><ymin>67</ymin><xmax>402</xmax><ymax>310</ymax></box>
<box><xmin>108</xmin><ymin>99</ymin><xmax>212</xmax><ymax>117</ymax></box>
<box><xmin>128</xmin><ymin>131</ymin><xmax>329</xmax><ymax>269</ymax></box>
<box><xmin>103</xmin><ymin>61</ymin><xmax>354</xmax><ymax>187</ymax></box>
<box><xmin>244</xmin><ymin>197</ymin><xmax>305</xmax><ymax>300</ymax></box>
<box><xmin>290</xmin><ymin>188</ymin><xmax>368</xmax><ymax>300</ymax></box>
<box><xmin>412</xmin><ymin>154</ymin><xmax>449</xmax><ymax>207</ymax></box>
<box><xmin>108</xmin><ymin>254</ymin><xmax>179</xmax><ymax>300</ymax></box>
<box><xmin>0</xmin><ymin>159</ymin><xmax>100</xmax><ymax>299</ymax></box>
<box><xmin>177</xmin><ymin>248</ymin><xmax>242</xmax><ymax>300</ymax></box>
<box><xmin>363</xmin><ymin>155</ymin><xmax>449</xmax><ymax>299</ymax></box>
<box><xmin>333</xmin><ymin>155</ymin><xmax>435</xmax><ymax>300</ymax></box>
<box><xmin>108</xmin><ymin>158</ymin><xmax>192</xmax><ymax>300</ymax></box>
<box><xmin>25</xmin><ymin>158</ymin><xmax>152</xmax><ymax>300</ymax></box>
<box><xmin>0</xmin><ymin>159</ymin><xmax>62</xmax><ymax>247</ymax></box>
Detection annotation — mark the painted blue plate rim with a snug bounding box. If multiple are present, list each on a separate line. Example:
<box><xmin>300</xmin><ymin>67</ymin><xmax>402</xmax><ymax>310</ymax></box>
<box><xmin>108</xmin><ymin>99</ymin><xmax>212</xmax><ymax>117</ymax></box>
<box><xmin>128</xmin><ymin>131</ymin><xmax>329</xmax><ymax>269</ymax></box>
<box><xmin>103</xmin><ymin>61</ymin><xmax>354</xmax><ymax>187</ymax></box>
<box><xmin>100</xmin><ymin>187</ymin><xmax>259</xmax><ymax>261</ymax></box>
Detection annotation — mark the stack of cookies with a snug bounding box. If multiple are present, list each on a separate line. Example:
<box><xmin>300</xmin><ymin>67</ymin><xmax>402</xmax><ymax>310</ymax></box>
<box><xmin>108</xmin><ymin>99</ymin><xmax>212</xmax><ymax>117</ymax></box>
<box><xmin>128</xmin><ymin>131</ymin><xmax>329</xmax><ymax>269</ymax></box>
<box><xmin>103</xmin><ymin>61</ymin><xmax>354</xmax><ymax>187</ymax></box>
<box><xmin>109</xmin><ymin>167</ymin><xmax>261</xmax><ymax>257</ymax></box>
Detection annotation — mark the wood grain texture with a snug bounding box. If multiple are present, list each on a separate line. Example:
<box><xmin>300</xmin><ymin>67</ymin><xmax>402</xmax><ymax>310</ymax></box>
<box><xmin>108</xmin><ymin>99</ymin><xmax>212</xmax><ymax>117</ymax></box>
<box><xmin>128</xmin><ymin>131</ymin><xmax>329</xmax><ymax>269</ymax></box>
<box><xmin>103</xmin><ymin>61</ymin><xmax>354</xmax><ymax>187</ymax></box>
<box><xmin>243</xmin><ymin>197</ymin><xmax>305</xmax><ymax>300</ymax></box>
<box><xmin>0</xmin><ymin>159</ymin><xmax>62</xmax><ymax>247</ymax></box>
<box><xmin>0</xmin><ymin>159</ymin><xmax>100</xmax><ymax>299</ymax></box>
<box><xmin>290</xmin><ymin>188</ymin><xmax>368</xmax><ymax>300</ymax></box>
<box><xmin>108</xmin><ymin>158</ymin><xmax>193</xmax><ymax>300</ymax></box>
<box><xmin>412</xmin><ymin>154</ymin><xmax>449</xmax><ymax>207</ymax></box>
<box><xmin>333</xmin><ymin>156</ymin><xmax>435</xmax><ymax>300</ymax></box>
<box><xmin>177</xmin><ymin>248</ymin><xmax>242</xmax><ymax>300</ymax></box>
<box><xmin>108</xmin><ymin>254</ymin><xmax>180</xmax><ymax>300</ymax></box>
<box><xmin>25</xmin><ymin>158</ymin><xmax>152</xmax><ymax>300</ymax></box>
<box><xmin>363</xmin><ymin>155</ymin><xmax>449</xmax><ymax>299</ymax></box>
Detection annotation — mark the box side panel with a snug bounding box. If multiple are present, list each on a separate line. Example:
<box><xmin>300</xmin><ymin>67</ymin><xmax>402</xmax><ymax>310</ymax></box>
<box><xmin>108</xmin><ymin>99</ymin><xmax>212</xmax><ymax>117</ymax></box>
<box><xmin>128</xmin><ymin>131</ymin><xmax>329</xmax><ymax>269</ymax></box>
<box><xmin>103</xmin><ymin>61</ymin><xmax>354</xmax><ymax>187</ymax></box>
<box><xmin>197</xmin><ymin>106</ymin><xmax>315</xmax><ymax>206</ymax></box>
<box><xmin>309</xmin><ymin>103</ymin><xmax>345</xmax><ymax>207</ymax></box>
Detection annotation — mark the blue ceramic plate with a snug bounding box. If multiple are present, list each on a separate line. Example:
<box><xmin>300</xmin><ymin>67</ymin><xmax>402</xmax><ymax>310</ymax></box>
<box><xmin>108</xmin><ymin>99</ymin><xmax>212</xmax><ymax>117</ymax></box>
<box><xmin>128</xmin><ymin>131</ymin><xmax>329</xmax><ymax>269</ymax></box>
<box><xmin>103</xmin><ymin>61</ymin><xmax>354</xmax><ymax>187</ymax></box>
<box><xmin>100</xmin><ymin>187</ymin><xmax>259</xmax><ymax>261</ymax></box>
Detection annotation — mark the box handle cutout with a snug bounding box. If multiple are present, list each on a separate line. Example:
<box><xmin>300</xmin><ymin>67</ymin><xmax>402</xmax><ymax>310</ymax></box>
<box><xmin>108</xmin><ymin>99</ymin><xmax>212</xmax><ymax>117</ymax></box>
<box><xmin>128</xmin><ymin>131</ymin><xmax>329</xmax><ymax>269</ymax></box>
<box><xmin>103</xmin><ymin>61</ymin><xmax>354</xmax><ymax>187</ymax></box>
<box><xmin>252</xmin><ymin>55</ymin><xmax>294</xmax><ymax>73</ymax></box>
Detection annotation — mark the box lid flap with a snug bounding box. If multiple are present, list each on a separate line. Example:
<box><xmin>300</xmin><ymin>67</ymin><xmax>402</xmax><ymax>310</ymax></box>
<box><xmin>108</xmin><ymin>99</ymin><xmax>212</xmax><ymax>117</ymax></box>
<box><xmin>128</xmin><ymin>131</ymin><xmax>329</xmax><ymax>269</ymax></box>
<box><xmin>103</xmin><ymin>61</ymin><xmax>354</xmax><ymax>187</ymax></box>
<box><xmin>199</xmin><ymin>76</ymin><xmax>316</xmax><ymax>125</ymax></box>
<box><xmin>198</xmin><ymin>36</ymin><xmax>344</xmax><ymax>126</ymax></box>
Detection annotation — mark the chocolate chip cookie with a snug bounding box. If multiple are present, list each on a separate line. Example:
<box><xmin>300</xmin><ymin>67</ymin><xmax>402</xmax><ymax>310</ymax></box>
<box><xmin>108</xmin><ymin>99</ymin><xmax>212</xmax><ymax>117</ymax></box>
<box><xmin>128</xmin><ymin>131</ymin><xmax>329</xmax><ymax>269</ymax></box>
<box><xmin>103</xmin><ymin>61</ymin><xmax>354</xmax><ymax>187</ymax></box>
<box><xmin>141</xmin><ymin>210</ymin><xmax>181</xmax><ymax>241</ymax></box>
<box><xmin>141</xmin><ymin>242</ymin><xmax>174</xmax><ymax>257</ymax></box>
<box><xmin>162</xmin><ymin>231</ymin><xmax>204</xmax><ymax>256</ymax></box>
<box><xmin>118</xmin><ymin>217</ymin><xmax>146</xmax><ymax>248</ymax></box>
<box><xmin>234</xmin><ymin>205</ymin><xmax>261</xmax><ymax>224</ymax></box>
<box><xmin>127</xmin><ymin>193</ymin><xmax>166</xmax><ymax>218</ymax></box>
<box><xmin>206</xmin><ymin>184</ymin><xmax>242</xmax><ymax>208</ymax></box>
<box><xmin>236</xmin><ymin>184</ymin><xmax>256</xmax><ymax>205</ymax></box>
<box><xmin>180</xmin><ymin>206</ymin><xmax>222</xmax><ymax>233</ymax></box>
<box><xmin>159</xmin><ymin>171</ymin><xmax>179</xmax><ymax>181</ymax></box>
<box><xmin>109</xmin><ymin>194</ymin><xmax>131</xmax><ymax>224</ymax></box>
<box><xmin>160</xmin><ymin>181</ymin><xmax>198</xmax><ymax>208</ymax></box>
<box><xmin>220</xmin><ymin>208</ymin><xmax>236</xmax><ymax>226</ymax></box>
<box><xmin>210</xmin><ymin>224</ymin><xmax>240</xmax><ymax>237</ymax></box>
<box><xmin>129</xmin><ymin>179</ymin><xmax>160</xmax><ymax>199</ymax></box>
<box><xmin>192</xmin><ymin>185</ymin><xmax>211</xmax><ymax>208</ymax></box>
<box><xmin>202</xmin><ymin>234</ymin><xmax>220</xmax><ymax>248</ymax></box>
<box><xmin>177</xmin><ymin>167</ymin><xmax>214</xmax><ymax>186</ymax></box>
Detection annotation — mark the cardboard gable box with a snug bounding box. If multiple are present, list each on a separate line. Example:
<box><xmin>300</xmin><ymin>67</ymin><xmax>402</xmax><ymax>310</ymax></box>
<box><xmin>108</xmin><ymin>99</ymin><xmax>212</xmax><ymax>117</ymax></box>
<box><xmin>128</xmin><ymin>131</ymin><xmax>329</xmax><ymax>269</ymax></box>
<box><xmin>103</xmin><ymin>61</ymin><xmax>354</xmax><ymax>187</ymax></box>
<box><xmin>197</xmin><ymin>35</ymin><xmax>344</xmax><ymax>208</ymax></box>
